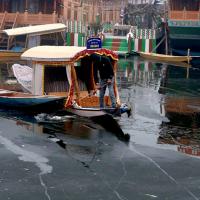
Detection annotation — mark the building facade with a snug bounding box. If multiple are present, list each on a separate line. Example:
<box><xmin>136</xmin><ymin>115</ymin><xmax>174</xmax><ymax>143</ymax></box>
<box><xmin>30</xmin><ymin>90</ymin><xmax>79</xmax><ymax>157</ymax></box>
<box><xmin>0</xmin><ymin>0</ymin><xmax>64</xmax><ymax>49</ymax></box>
<box><xmin>0</xmin><ymin>0</ymin><xmax>126</xmax><ymax>32</ymax></box>
<box><xmin>0</xmin><ymin>0</ymin><xmax>62</xmax><ymax>28</ymax></box>
<box><xmin>62</xmin><ymin>0</ymin><xmax>123</xmax><ymax>25</ymax></box>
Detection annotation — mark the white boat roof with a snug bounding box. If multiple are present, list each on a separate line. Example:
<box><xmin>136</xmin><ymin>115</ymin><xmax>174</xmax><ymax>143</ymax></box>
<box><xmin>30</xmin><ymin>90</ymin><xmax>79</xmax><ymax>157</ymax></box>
<box><xmin>21</xmin><ymin>46</ymin><xmax>86</xmax><ymax>62</ymax></box>
<box><xmin>2</xmin><ymin>23</ymin><xmax>67</xmax><ymax>36</ymax></box>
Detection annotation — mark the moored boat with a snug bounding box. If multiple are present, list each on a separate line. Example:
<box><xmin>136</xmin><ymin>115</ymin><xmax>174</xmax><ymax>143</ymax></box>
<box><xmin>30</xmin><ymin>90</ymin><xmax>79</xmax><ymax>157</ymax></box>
<box><xmin>0</xmin><ymin>89</ymin><xmax>65</xmax><ymax>112</ymax></box>
<box><xmin>0</xmin><ymin>23</ymin><xmax>67</xmax><ymax>59</ymax></box>
<box><xmin>138</xmin><ymin>51</ymin><xmax>192</xmax><ymax>63</ymax></box>
<box><xmin>21</xmin><ymin>44</ymin><xmax>130</xmax><ymax>114</ymax></box>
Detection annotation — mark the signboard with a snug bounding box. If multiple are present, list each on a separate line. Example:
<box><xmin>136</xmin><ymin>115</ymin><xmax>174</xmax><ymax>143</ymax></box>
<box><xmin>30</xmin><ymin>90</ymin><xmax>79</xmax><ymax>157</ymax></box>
<box><xmin>86</xmin><ymin>37</ymin><xmax>102</xmax><ymax>50</ymax></box>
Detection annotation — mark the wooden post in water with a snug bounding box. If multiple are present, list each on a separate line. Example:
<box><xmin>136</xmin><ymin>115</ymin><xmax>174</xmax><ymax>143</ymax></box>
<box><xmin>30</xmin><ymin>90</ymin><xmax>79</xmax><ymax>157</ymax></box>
<box><xmin>186</xmin><ymin>48</ymin><xmax>190</xmax><ymax>79</ymax></box>
<box><xmin>164</xmin><ymin>1</ymin><xmax>168</xmax><ymax>55</ymax></box>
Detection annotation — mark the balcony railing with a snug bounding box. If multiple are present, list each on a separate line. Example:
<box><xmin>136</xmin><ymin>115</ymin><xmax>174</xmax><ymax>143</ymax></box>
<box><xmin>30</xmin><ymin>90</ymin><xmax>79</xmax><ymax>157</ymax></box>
<box><xmin>169</xmin><ymin>10</ymin><xmax>200</xmax><ymax>21</ymax></box>
<box><xmin>0</xmin><ymin>11</ymin><xmax>58</xmax><ymax>28</ymax></box>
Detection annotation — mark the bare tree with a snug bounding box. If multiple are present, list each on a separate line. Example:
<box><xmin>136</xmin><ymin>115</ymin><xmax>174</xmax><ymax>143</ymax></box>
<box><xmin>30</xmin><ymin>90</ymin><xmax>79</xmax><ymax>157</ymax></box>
<box><xmin>124</xmin><ymin>3</ymin><xmax>164</xmax><ymax>28</ymax></box>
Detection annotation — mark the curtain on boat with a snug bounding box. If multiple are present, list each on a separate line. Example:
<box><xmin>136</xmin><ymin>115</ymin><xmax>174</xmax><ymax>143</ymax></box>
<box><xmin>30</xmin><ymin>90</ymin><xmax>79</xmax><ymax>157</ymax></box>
<box><xmin>32</xmin><ymin>64</ymin><xmax>43</xmax><ymax>95</ymax></box>
<box><xmin>12</xmin><ymin>64</ymin><xmax>32</xmax><ymax>93</ymax></box>
<box><xmin>28</xmin><ymin>36</ymin><xmax>41</xmax><ymax>48</ymax></box>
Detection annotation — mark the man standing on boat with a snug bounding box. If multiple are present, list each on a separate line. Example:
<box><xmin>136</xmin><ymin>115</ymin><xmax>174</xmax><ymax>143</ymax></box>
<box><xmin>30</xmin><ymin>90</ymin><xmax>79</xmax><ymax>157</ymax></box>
<box><xmin>93</xmin><ymin>55</ymin><xmax>116</xmax><ymax>109</ymax></box>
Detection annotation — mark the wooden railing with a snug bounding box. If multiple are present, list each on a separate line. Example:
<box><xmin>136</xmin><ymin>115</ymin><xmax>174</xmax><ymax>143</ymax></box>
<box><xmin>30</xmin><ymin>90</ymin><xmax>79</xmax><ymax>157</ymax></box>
<box><xmin>169</xmin><ymin>10</ymin><xmax>200</xmax><ymax>21</ymax></box>
<box><xmin>7</xmin><ymin>12</ymin><xmax>19</xmax><ymax>49</ymax></box>
<box><xmin>0</xmin><ymin>12</ymin><xmax>6</xmax><ymax>30</ymax></box>
<box><xmin>17</xmin><ymin>12</ymin><xmax>58</xmax><ymax>25</ymax></box>
<box><xmin>0</xmin><ymin>11</ymin><xmax>58</xmax><ymax>27</ymax></box>
<box><xmin>12</xmin><ymin>12</ymin><xmax>19</xmax><ymax>28</ymax></box>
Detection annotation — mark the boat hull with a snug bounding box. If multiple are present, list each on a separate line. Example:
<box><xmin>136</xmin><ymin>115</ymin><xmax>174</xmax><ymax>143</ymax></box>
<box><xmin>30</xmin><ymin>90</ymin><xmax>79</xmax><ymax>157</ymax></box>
<box><xmin>138</xmin><ymin>52</ymin><xmax>191</xmax><ymax>62</ymax></box>
<box><xmin>0</xmin><ymin>90</ymin><xmax>66</xmax><ymax>113</ymax></box>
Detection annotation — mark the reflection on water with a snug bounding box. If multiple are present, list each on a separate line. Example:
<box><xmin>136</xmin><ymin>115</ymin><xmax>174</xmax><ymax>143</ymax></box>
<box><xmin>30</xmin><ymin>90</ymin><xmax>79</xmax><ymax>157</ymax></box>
<box><xmin>117</xmin><ymin>56</ymin><xmax>162</xmax><ymax>90</ymax></box>
<box><xmin>117</xmin><ymin>56</ymin><xmax>200</xmax><ymax>157</ymax></box>
<box><xmin>0</xmin><ymin>108</ymin><xmax>97</xmax><ymax>139</ymax></box>
<box><xmin>0</xmin><ymin>56</ymin><xmax>200</xmax><ymax>157</ymax></box>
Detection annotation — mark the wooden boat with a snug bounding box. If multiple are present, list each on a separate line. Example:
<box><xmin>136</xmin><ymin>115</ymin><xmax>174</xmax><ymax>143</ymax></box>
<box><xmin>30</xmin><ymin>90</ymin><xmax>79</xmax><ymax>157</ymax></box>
<box><xmin>19</xmin><ymin>43</ymin><xmax>131</xmax><ymax>140</ymax></box>
<box><xmin>138</xmin><ymin>51</ymin><xmax>192</xmax><ymax>63</ymax></box>
<box><xmin>0</xmin><ymin>89</ymin><xmax>65</xmax><ymax>112</ymax></box>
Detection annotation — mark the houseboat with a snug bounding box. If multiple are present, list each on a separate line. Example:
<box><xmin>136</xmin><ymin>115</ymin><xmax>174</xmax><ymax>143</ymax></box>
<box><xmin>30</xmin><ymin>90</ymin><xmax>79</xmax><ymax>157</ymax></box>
<box><xmin>167</xmin><ymin>0</ymin><xmax>200</xmax><ymax>56</ymax></box>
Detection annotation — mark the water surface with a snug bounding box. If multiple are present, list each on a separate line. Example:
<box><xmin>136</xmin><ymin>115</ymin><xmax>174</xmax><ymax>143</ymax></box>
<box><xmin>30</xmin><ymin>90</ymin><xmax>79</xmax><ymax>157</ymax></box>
<box><xmin>0</xmin><ymin>56</ymin><xmax>200</xmax><ymax>157</ymax></box>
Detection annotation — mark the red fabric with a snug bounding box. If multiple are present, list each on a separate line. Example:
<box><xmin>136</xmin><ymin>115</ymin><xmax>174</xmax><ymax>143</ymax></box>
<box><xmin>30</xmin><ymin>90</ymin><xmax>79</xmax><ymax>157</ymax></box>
<box><xmin>73</xmin><ymin>48</ymin><xmax>118</xmax><ymax>62</ymax></box>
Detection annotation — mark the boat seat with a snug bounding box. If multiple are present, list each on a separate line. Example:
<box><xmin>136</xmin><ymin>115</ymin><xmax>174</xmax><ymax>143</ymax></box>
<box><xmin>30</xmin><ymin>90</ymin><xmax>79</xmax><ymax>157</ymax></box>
<box><xmin>79</xmin><ymin>95</ymin><xmax>111</xmax><ymax>107</ymax></box>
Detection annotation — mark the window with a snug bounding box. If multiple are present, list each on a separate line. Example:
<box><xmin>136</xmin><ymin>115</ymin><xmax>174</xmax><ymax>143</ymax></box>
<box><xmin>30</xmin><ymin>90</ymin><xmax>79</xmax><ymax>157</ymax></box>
<box><xmin>9</xmin><ymin>0</ymin><xmax>25</xmax><ymax>13</ymax></box>
<box><xmin>109</xmin><ymin>11</ymin><xmax>113</xmax><ymax>21</ymax></box>
<box><xmin>29</xmin><ymin>0</ymin><xmax>39</xmax><ymax>13</ymax></box>
<box><xmin>74</xmin><ymin>10</ymin><xmax>78</xmax><ymax>21</ymax></box>
<box><xmin>67</xmin><ymin>8</ymin><xmax>71</xmax><ymax>20</ymax></box>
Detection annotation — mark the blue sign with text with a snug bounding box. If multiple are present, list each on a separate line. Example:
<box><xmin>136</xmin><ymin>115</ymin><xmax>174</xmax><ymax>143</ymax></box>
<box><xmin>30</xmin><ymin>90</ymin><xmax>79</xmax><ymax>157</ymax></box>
<box><xmin>86</xmin><ymin>37</ymin><xmax>102</xmax><ymax>50</ymax></box>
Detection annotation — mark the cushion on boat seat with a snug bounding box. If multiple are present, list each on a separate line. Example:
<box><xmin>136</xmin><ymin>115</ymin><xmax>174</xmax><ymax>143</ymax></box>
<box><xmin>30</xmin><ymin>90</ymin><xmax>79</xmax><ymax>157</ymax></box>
<box><xmin>79</xmin><ymin>95</ymin><xmax>111</xmax><ymax>107</ymax></box>
<box><xmin>48</xmin><ymin>92</ymin><xmax>68</xmax><ymax>97</ymax></box>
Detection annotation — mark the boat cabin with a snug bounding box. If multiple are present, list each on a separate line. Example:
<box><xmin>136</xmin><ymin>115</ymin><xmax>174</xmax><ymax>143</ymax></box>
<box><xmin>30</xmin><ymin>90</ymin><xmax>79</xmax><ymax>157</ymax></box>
<box><xmin>112</xmin><ymin>24</ymin><xmax>133</xmax><ymax>36</ymax></box>
<box><xmin>1</xmin><ymin>23</ymin><xmax>66</xmax><ymax>51</ymax></box>
<box><xmin>21</xmin><ymin>46</ymin><xmax>120</xmax><ymax>108</ymax></box>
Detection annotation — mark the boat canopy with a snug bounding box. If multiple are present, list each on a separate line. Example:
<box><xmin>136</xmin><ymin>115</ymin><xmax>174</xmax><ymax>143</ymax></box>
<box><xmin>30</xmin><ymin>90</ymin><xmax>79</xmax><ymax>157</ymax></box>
<box><xmin>2</xmin><ymin>23</ymin><xmax>67</xmax><ymax>36</ymax></box>
<box><xmin>21</xmin><ymin>46</ymin><xmax>118</xmax><ymax>63</ymax></box>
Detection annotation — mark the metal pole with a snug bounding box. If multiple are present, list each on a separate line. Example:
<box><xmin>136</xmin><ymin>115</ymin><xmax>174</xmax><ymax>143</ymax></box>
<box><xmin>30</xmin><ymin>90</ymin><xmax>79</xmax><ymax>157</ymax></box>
<box><xmin>164</xmin><ymin>1</ymin><xmax>168</xmax><ymax>55</ymax></box>
<box><xmin>186</xmin><ymin>48</ymin><xmax>190</xmax><ymax>79</ymax></box>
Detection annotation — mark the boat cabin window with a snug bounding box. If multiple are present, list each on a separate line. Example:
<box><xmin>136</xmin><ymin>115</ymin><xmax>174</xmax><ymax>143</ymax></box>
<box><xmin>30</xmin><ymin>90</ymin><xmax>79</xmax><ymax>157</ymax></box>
<box><xmin>113</xmin><ymin>28</ymin><xmax>129</xmax><ymax>36</ymax></box>
<box><xmin>44</xmin><ymin>66</ymin><xmax>70</xmax><ymax>95</ymax></box>
<box><xmin>78</xmin><ymin>54</ymin><xmax>115</xmax><ymax>93</ymax></box>
<box><xmin>77</xmin><ymin>57</ymin><xmax>94</xmax><ymax>92</ymax></box>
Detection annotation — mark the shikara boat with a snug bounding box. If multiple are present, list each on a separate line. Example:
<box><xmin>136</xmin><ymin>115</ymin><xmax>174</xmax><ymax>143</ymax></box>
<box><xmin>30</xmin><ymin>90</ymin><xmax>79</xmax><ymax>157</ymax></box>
<box><xmin>19</xmin><ymin>43</ymin><xmax>131</xmax><ymax>139</ymax></box>
<box><xmin>138</xmin><ymin>51</ymin><xmax>192</xmax><ymax>63</ymax></box>
<box><xmin>20</xmin><ymin>45</ymin><xmax>130</xmax><ymax>115</ymax></box>
<box><xmin>0</xmin><ymin>23</ymin><xmax>67</xmax><ymax>60</ymax></box>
